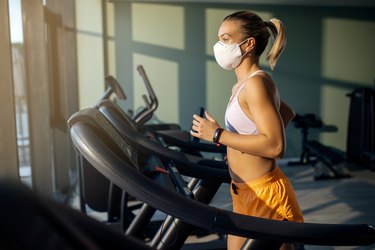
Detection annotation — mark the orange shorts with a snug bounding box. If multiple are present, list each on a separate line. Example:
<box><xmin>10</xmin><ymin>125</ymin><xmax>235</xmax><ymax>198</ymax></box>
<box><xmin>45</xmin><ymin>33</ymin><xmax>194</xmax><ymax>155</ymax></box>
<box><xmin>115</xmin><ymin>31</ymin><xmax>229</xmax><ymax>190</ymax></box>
<box><xmin>231</xmin><ymin>167</ymin><xmax>303</xmax><ymax>222</ymax></box>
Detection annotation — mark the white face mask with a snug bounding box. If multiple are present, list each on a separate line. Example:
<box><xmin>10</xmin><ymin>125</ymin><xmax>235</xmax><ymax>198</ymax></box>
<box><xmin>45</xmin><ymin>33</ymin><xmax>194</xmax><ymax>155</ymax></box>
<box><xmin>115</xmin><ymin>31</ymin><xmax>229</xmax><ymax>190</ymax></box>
<box><xmin>213</xmin><ymin>39</ymin><xmax>249</xmax><ymax>70</ymax></box>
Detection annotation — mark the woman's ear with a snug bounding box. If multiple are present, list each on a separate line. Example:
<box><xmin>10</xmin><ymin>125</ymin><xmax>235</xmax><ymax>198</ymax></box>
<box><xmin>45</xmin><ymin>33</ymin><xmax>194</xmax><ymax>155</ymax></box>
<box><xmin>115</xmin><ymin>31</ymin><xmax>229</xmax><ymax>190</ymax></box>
<box><xmin>246</xmin><ymin>37</ymin><xmax>256</xmax><ymax>52</ymax></box>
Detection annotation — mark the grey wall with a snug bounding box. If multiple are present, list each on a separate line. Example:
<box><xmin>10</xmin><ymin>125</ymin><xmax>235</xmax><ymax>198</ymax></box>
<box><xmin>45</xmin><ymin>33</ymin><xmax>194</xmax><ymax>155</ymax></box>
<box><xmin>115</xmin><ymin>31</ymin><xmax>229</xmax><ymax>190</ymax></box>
<box><xmin>113</xmin><ymin>2</ymin><xmax>375</xmax><ymax>157</ymax></box>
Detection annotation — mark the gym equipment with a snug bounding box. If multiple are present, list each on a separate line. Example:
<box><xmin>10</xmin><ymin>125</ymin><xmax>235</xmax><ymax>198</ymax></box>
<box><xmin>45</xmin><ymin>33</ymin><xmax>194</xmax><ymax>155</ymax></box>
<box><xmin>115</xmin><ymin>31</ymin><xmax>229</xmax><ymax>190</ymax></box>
<box><xmin>96</xmin><ymin>79</ymin><xmax>229</xmax><ymax>241</ymax></box>
<box><xmin>95</xmin><ymin>75</ymin><xmax>126</xmax><ymax>106</ymax></box>
<box><xmin>126</xmin><ymin>65</ymin><xmax>226</xmax><ymax>156</ymax></box>
<box><xmin>133</xmin><ymin>65</ymin><xmax>159</xmax><ymax>125</ymax></box>
<box><xmin>97</xmin><ymin>99</ymin><xmax>229</xmax><ymax>181</ymax></box>
<box><xmin>97</xmin><ymin>97</ymin><xmax>236</xmax><ymax>245</ymax></box>
<box><xmin>346</xmin><ymin>87</ymin><xmax>375</xmax><ymax>169</ymax></box>
<box><xmin>78</xmin><ymin>75</ymin><xmax>137</xmax><ymax>226</ymax></box>
<box><xmin>100</xmin><ymin>97</ymin><xmax>226</xmax><ymax>157</ymax></box>
<box><xmin>67</xmin><ymin>107</ymin><xmax>375</xmax><ymax>250</ymax></box>
<box><xmin>287</xmin><ymin>114</ymin><xmax>323</xmax><ymax>166</ymax></box>
<box><xmin>69</xmin><ymin>107</ymin><xmax>227</xmax><ymax>248</ymax></box>
<box><xmin>78</xmin><ymin>70</ymin><xmax>224</xmax><ymax>236</ymax></box>
<box><xmin>96</xmin><ymin>73</ymin><xmax>229</xmax><ymax>237</ymax></box>
<box><xmin>77</xmin><ymin>154</ymin><xmax>123</xmax><ymax>222</ymax></box>
<box><xmin>287</xmin><ymin>114</ymin><xmax>351</xmax><ymax>180</ymax></box>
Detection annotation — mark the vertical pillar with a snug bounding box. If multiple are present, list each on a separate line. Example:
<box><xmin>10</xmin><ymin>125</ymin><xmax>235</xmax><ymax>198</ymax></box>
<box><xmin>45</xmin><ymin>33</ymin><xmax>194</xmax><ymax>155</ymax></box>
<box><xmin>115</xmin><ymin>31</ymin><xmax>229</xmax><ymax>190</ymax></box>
<box><xmin>114</xmin><ymin>1</ymin><xmax>133</xmax><ymax>108</ymax></box>
<box><xmin>45</xmin><ymin>0</ymin><xmax>78</xmax><ymax>196</ymax></box>
<box><xmin>0</xmin><ymin>0</ymin><xmax>19</xmax><ymax>180</ymax></box>
<box><xmin>61</xmin><ymin>0</ymin><xmax>79</xmax><ymax>190</ymax></box>
<box><xmin>179</xmin><ymin>4</ymin><xmax>206</xmax><ymax>129</ymax></box>
<box><xmin>22</xmin><ymin>0</ymin><xmax>53</xmax><ymax>197</ymax></box>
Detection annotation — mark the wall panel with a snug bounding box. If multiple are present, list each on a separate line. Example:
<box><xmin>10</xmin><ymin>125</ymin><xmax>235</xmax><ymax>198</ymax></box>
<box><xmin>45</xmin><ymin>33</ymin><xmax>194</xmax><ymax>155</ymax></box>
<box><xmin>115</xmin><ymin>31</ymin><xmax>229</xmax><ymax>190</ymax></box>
<box><xmin>0</xmin><ymin>0</ymin><xmax>19</xmax><ymax>179</ymax></box>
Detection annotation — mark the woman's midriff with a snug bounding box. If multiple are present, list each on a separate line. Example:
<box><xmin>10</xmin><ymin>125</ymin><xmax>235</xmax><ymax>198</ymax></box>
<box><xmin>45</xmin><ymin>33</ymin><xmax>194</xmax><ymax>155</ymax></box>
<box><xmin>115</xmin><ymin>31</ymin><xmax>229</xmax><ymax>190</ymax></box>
<box><xmin>227</xmin><ymin>147</ymin><xmax>276</xmax><ymax>183</ymax></box>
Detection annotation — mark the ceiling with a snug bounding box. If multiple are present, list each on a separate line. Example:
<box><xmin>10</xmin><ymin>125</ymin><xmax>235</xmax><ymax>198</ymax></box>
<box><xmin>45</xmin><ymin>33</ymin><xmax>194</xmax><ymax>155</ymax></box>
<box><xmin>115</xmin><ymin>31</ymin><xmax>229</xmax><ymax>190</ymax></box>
<box><xmin>110</xmin><ymin>0</ymin><xmax>375</xmax><ymax>7</ymax></box>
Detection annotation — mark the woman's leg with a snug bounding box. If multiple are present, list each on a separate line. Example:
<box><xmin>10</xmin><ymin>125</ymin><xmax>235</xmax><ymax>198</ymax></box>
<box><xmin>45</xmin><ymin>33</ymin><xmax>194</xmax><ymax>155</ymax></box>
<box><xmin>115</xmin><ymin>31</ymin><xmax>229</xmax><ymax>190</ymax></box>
<box><xmin>227</xmin><ymin>234</ymin><xmax>247</xmax><ymax>250</ymax></box>
<box><xmin>281</xmin><ymin>243</ymin><xmax>294</xmax><ymax>250</ymax></box>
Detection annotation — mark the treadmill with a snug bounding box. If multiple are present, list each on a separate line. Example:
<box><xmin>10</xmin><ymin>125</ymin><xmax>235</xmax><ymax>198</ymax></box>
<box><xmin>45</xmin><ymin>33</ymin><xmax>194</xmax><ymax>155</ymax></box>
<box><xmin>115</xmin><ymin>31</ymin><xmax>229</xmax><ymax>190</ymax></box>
<box><xmin>68</xmin><ymin>107</ymin><xmax>375</xmax><ymax>250</ymax></box>
<box><xmin>77</xmin><ymin>71</ymin><xmax>224</xmax><ymax>235</ymax></box>
<box><xmin>111</xmin><ymin>65</ymin><xmax>227</xmax><ymax>156</ymax></box>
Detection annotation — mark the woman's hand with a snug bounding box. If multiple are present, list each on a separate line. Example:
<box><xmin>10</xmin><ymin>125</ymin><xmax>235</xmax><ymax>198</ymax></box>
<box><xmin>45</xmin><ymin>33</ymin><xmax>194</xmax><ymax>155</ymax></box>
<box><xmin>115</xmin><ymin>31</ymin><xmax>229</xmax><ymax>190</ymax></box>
<box><xmin>190</xmin><ymin>111</ymin><xmax>220</xmax><ymax>142</ymax></box>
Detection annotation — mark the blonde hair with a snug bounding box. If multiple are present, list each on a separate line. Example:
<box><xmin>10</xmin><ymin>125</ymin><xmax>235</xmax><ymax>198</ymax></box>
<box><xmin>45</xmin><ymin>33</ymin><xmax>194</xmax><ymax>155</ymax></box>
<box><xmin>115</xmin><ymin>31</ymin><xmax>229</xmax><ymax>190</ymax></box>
<box><xmin>265</xmin><ymin>18</ymin><xmax>287</xmax><ymax>70</ymax></box>
<box><xmin>223</xmin><ymin>11</ymin><xmax>287</xmax><ymax>70</ymax></box>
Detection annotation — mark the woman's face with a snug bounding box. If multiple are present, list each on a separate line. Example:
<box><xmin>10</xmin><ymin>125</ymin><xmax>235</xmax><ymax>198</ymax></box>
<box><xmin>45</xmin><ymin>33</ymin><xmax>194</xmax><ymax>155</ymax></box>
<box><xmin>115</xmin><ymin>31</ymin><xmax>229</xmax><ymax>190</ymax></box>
<box><xmin>218</xmin><ymin>20</ymin><xmax>244</xmax><ymax>45</ymax></box>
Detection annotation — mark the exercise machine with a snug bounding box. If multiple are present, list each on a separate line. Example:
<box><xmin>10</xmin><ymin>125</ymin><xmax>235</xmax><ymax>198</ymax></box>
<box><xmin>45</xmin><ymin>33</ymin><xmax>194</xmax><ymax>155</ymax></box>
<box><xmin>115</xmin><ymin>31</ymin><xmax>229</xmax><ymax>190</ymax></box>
<box><xmin>119</xmin><ymin>65</ymin><xmax>226</xmax><ymax>156</ymax></box>
<box><xmin>287</xmin><ymin>114</ymin><xmax>351</xmax><ymax>180</ymax></box>
<box><xmin>68</xmin><ymin>107</ymin><xmax>228</xmax><ymax>248</ymax></box>
<box><xmin>77</xmin><ymin>71</ymin><xmax>224</xmax><ymax>236</ymax></box>
<box><xmin>346</xmin><ymin>87</ymin><xmax>375</xmax><ymax>170</ymax></box>
<box><xmin>67</xmin><ymin>107</ymin><xmax>375</xmax><ymax>250</ymax></box>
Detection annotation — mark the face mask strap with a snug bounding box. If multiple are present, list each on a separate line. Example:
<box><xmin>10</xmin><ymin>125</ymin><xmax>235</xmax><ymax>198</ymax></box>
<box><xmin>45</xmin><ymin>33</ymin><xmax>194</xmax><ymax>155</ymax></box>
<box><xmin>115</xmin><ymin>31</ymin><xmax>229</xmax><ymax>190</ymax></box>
<box><xmin>216</xmin><ymin>38</ymin><xmax>249</xmax><ymax>47</ymax></box>
<box><xmin>239</xmin><ymin>38</ymin><xmax>250</xmax><ymax>46</ymax></box>
<box><xmin>238</xmin><ymin>38</ymin><xmax>252</xmax><ymax>59</ymax></box>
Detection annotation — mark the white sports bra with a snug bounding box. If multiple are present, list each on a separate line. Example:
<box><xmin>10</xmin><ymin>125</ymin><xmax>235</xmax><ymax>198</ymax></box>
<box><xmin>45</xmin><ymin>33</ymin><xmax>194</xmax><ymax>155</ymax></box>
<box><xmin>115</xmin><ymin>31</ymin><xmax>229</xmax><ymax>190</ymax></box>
<box><xmin>225</xmin><ymin>70</ymin><xmax>280</xmax><ymax>135</ymax></box>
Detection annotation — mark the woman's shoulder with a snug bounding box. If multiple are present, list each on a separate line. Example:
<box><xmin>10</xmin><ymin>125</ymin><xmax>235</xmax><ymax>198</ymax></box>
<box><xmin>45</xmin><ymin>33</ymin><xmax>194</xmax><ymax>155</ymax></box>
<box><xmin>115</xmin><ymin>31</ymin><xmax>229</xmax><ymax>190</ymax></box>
<box><xmin>242</xmin><ymin>73</ymin><xmax>278</xmax><ymax>101</ymax></box>
<box><xmin>244</xmin><ymin>72</ymin><xmax>274</xmax><ymax>90</ymax></box>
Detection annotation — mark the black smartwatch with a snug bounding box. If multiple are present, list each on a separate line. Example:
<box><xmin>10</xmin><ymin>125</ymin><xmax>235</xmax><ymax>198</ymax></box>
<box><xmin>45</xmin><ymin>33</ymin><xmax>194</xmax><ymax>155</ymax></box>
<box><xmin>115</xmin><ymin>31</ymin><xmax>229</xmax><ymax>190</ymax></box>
<box><xmin>213</xmin><ymin>128</ymin><xmax>224</xmax><ymax>145</ymax></box>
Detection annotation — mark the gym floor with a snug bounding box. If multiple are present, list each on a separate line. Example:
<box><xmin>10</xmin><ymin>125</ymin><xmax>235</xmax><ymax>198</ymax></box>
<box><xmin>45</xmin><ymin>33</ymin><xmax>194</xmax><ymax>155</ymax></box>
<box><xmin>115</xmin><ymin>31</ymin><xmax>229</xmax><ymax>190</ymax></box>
<box><xmin>70</xmin><ymin>158</ymin><xmax>375</xmax><ymax>250</ymax></box>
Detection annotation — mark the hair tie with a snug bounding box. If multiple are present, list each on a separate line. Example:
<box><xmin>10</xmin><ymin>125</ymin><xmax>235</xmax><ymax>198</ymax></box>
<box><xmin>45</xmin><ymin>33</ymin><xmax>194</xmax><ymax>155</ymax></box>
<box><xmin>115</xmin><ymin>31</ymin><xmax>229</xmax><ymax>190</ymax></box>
<box><xmin>265</xmin><ymin>20</ymin><xmax>277</xmax><ymax>34</ymax></box>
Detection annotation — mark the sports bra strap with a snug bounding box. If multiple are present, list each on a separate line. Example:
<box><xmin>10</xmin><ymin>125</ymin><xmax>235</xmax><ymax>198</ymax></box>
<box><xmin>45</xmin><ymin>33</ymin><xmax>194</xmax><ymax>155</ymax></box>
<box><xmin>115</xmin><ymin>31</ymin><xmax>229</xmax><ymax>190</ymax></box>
<box><xmin>248</xmin><ymin>69</ymin><xmax>265</xmax><ymax>78</ymax></box>
<box><xmin>235</xmin><ymin>70</ymin><xmax>266</xmax><ymax>97</ymax></box>
<box><xmin>229</xmin><ymin>70</ymin><xmax>268</xmax><ymax>103</ymax></box>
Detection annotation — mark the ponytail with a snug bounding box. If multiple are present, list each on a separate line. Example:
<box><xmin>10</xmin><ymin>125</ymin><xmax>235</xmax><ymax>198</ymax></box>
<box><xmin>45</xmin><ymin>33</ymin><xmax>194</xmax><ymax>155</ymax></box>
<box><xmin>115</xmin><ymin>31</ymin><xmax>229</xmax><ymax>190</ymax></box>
<box><xmin>265</xmin><ymin>18</ymin><xmax>287</xmax><ymax>70</ymax></box>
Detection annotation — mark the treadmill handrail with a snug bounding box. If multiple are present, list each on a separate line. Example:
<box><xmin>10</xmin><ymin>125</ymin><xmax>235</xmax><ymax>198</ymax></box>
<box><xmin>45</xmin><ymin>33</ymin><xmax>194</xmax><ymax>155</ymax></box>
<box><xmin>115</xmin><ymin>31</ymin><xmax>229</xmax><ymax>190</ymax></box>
<box><xmin>97</xmin><ymin>102</ymin><xmax>231</xmax><ymax>182</ymax></box>
<box><xmin>133</xmin><ymin>65</ymin><xmax>159</xmax><ymax>125</ymax></box>
<box><xmin>68</xmin><ymin>113</ymin><xmax>375</xmax><ymax>246</ymax></box>
<box><xmin>99</xmin><ymin>99</ymin><xmax>226</xmax><ymax>155</ymax></box>
<box><xmin>96</xmin><ymin>75</ymin><xmax>126</xmax><ymax>106</ymax></box>
<box><xmin>154</xmin><ymin>130</ymin><xmax>227</xmax><ymax>154</ymax></box>
<box><xmin>99</xmin><ymin>99</ymin><xmax>228</xmax><ymax>158</ymax></box>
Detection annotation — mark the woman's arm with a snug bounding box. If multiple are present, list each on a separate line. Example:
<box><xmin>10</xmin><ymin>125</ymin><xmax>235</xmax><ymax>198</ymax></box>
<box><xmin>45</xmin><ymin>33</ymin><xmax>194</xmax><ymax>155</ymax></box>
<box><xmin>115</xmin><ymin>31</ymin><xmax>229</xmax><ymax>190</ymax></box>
<box><xmin>191</xmin><ymin>77</ymin><xmax>285</xmax><ymax>159</ymax></box>
<box><xmin>280</xmin><ymin>99</ymin><xmax>296</xmax><ymax>127</ymax></box>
